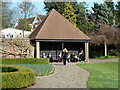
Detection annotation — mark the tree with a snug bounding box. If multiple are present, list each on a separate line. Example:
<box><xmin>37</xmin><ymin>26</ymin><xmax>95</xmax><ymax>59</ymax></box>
<box><xmin>2</xmin><ymin>2</ymin><xmax>13</xmax><ymax>29</ymax></box>
<box><xmin>90</xmin><ymin>23</ymin><xmax>119</xmax><ymax>56</ymax></box>
<box><xmin>75</xmin><ymin>2</ymin><xmax>89</xmax><ymax>33</ymax></box>
<box><xmin>115</xmin><ymin>1</ymin><xmax>120</xmax><ymax>28</ymax></box>
<box><xmin>44</xmin><ymin>1</ymin><xmax>90</xmax><ymax>32</ymax></box>
<box><xmin>105</xmin><ymin>0</ymin><xmax>115</xmax><ymax>14</ymax></box>
<box><xmin>88</xmin><ymin>2</ymin><xmax>116</xmax><ymax>34</ymax></box>
<box><xmin>44</xmin><ymin>2</ymin><xmax>64</xmax><ymax>14</ymax></box>
<box><xmin>44</xmin><ymin>1</ymin><xmax>77</xmax><ymax>14</ymax></box>
<box><xmin>62</xmin><ymin>2</ymin><xmax>76</xmax><ymax>26</ymax></box>
<box><xmin>15</xmin><ymin>1</ymin><xmax>36</xmax><ymax>31</ymax></box>
<box><xmin>89</xmin><ymin>2</ymin><xmax>118</xmax><ymax>56</ymax></box>
<box><xmin>0</xmin><ymin>38</ymin><xmax>33</xmax><ymax>58</ymax></box>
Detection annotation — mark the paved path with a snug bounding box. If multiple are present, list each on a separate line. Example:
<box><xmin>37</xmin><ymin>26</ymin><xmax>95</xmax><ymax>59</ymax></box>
<box><xmin>89</xmin><ymin>58</ymin><xmax>118</xmax><ymax>63</ymax></box>
<box><xmin>28</xmin><ymin>62</ymin><xmax>90</xmax><ymax>88</ymax></box>
<box><xmin>26</xmin><ymin>58</ymin><xmax>118</xmax><ymax>89</ymax></box>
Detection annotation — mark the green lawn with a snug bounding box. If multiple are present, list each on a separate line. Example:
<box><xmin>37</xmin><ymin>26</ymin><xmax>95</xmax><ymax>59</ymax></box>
<box><xmin>94</xmin><ymin>56</ymin><xmax>118</xmax><ymax>60</ymax></box>
<box><xmin>13</xmin><ymin>64</ymin><xmax>54</xmax><ymax>76</ymax></box>
<box><xmin>77</xmin><ymin>62</ymin><xmax>118</xmax><ymax>88</ymax></box>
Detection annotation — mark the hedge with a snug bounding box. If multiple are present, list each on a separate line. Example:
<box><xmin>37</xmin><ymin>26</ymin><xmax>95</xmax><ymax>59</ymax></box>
<box><xmin>2</xmin><ymin>58</ymin><xmax>49</xmax><ymax>64</ymax></box>
<box><xmin>1</xmin><ymin>64</ymin><xmax>36</xmax><ymax>89</ymax></box>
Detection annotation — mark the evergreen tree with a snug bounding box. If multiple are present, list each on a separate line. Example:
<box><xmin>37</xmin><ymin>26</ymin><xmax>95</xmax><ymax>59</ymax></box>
<box><xmin>44</xmin><ymin>2</ymin><xmax>64</xmax><ymax>14</ymax></box>
<box><xmin>44</xmin><ymin>1</ymin><xmax>78</xmax><ymax>14</ymax></box>
<box><xmin>75</xmin><ymin>2</ymin><xmax>89</xmax><ymax>33</ymax></box>
<box><xmin>115</xmin><ymin>1</ymin><xmax>120</xmax><ymax>28</ymax></box>
<box><xmin>44</xmin><ymin>1</ymin><xmax>89</xmax><ymax>33</ymax></box>
<box><xmin>62</xmin><ymin>2</ymin><xmax>76</xmax><ymax>26</ymax></box>
<box><xmin>105</xmin><ymin>0</ymin><xmax>115</xmax><ymax>14</ymax></box>
<box><xmin>91</xmin><ymin>2</ymin><xmax>115</xmax><ymax>29</ymax></box>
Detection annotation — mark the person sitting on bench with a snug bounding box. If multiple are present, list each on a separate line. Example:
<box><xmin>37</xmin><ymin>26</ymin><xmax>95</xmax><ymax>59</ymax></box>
<box><xmin>70</xmin><ymin>53</ymin><xmax>76</xmax><ymax>62</ymax></box>
<box><xmin>58</xmin><ymin>52</ymin><xmax>62</xmax><ymax>62</ymax></box>
<box><xmin>48</xmin><ymin>53</ymin><xmax>53</xmax><ymax>62</ymax></box>
<box><xmin>42</xmin><ymin>53</ymin><xmax>47</xmax><ymax>58</ymax></box>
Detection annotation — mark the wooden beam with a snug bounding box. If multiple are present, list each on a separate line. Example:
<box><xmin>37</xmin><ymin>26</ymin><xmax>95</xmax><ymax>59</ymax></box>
<box><xmin>85</xmin><ymin>42</ymin><xmax>89</xmax><ymax>63</ymax></box>
<box><xmin>36</xmin><ymin>41</ymin><xmax>40</xmax><ymax>58</ymax></box>
<box><xmin>62</xmin><ymin>42</ymin><xmax>64</xmax><ymax>50</ymax></box>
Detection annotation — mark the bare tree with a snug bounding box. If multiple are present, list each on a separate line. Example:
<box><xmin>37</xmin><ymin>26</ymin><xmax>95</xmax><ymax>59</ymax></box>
<box><xmin>15</xmin><ymin>1</ymin><xmax>37</xmax><ymax>31</ymax></box>
<box><xmin>90</xmin><ymin>24</ymin><xmax>120</xmax><ymax>56</ymax></box>
<box><xmin>2</xmin><ymin>2</ymin><xmax>13</xmax><ymax>29</ymax></box>
<box><xmin>0</xmin><ymin>38</ymin><xmax>34</xmax><ymax>58</ymax></box>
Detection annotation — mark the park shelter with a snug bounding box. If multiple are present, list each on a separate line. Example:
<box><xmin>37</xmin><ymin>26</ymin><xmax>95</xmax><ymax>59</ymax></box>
<box><xmin>28</xmin><ymin>9</ymin><xmax>90</xmax><ymax>62</ymax></box>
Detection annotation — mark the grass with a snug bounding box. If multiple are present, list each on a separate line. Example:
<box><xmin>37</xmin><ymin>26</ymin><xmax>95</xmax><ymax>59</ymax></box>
<box><xmin>77</xmin><ymin>62</ymin><xmax>119</xmax><ymax>88</ymax></box>
<box><xmin>94</xmin><ymin>56</ymin><xmax>118</xmax><ymax>60</ymax></box>
<box><xmin>13</xmin><ymin>64</ymin><xmax>54</xmax><ymax>76</ymax></box>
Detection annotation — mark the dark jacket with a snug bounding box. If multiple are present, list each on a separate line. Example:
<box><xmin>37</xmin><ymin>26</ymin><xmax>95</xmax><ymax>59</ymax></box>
<box><xmin>62</xmin><ymin>52</ymin><xmax>68</xmax><ymax>60</ymax></box>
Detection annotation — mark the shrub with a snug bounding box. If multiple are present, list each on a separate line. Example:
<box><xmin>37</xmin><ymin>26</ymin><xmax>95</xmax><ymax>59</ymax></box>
<box><xmin>2</xmin><ymin>66</ymin><xmax>18</xmax><ymax>73</ymax></box>
<box><xmin>2</xmin><ymin>58</ymin><xmax>49</xmax><ymax>64</ymax></box>
<box><xmin>108</xmin><ymin>49</ymin><xmax>120</xmax><ymax>56</ymax></box>
<box><xmin>1</xmin><ymin>64</ymin><xmax>36</xmax><ymax>89</ymax></box>
<box><xmin>90</xmin><ymin>49</ymin><xmax>104</xmax><ymax>58</ymax></box>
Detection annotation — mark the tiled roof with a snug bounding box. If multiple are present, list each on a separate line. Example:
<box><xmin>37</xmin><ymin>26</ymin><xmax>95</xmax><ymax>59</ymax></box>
<box><xmin>19</xmin><ymin>17</ymin><xmax>35</xmax><ymax>24</ymax></box>
<box><xmin>28</xmin><ymin>9</ymin><xmax>90</xmax><ymax>40</ymax></box>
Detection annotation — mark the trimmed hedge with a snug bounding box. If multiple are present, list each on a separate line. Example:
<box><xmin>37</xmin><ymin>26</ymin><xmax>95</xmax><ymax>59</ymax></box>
<box><xmin>1</xmin><ymin>64</ymin><xmax>36</xmax><ymax>89</ymax></box>
<box><xmin>2</xmin><ymin>66</ymin><xmax>18</xmax><ymax>72</ymax></box>
<box><xmin>2</xmin><ymin>58</ymin><xmax>49</xmax><ymax>64</ymax></box>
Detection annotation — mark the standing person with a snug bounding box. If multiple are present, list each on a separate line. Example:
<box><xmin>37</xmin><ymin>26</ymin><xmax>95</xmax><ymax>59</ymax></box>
<box><xmin>62</xmin><ymin>48</ymin><xmax>68</xmax><ymax>65</ymax></box>
<box><xmin>58</xmin><ymin>52</ymin><xmax>62</xmax><ymax>62</ymax></box>
<box><xmin>48</xmin><ymin>53</ymin><xmax>53</xmax><ymax>62</ymax></box>
<box><xmin>79</xmin><ymin>48</ymin><xmax>85</xmax><ymax>63</ymax></box>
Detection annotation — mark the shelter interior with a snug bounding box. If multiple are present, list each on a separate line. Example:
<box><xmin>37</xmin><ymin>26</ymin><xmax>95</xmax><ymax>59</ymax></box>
<box><xmin>34</xmin><ymin>42</ymin><xmax>85</xmax><ymax>60</ymax></box>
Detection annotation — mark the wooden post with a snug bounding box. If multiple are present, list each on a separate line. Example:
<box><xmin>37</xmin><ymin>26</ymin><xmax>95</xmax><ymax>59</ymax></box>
<box><xmin>62</xmin><ymin>43</ymin><xmax>64</xmax><ymax>50</ymax></box>
<box><xmin>104</xmin><ymin>41</ymin><xmax>107</xmax><ymax>56</ymax></box>
<box><xmin>36</xmin><ymin>41</ymin><xmax>40</xmax><ymax>58</ymax></box>
<box><xmin>85</xmin><ymin>42</ymin><xmax>89</xmax><ymax>63</ymax></box>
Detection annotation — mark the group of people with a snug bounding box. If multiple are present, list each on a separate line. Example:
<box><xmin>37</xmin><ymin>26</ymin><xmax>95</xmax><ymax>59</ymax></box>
<box><xmin>42</xmin><ymin>53</ymin><xmax>53</xmax><ymax>62</ymax></box>
<box><xmin>41</xmin><ymin>48</ymin><xmax>85</xmax><ymax>65</ymax></box>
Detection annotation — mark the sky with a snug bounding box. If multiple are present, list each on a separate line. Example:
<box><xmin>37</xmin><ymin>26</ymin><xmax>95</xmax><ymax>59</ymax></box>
<box><xmin>6</xmin><ymin>0</ymin><xmax>119</xmax><ymax>20</ymax></box>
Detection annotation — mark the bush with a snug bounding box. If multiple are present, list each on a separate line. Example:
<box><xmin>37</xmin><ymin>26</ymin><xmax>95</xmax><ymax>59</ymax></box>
<box><xmin>90</xmin><ymin>44</ymin><xmax>104</xmax><ymax>58</ymax></box>
<box><xmin>108</xmin><ymin>49</ymin><xmax>120</xmax><ymax>56</ymax></box>
<box><xmin>90</xmin><ymin>49</ymin><xmax>104</xmax><ymax>58</ymax></box>
<box><xmin>1</xmin><ymin>64</ymin><xmax>36</xmax><ymax>89</ymax></box>
<box><xmin>2</xmin><ymin>58</ymin><xmax>49</xmax><ymax>64</ymax></box>
<box><xmin>2</xmin><ymin>66</ymin><xmax>18</xmax><ymax>73</ymax></box>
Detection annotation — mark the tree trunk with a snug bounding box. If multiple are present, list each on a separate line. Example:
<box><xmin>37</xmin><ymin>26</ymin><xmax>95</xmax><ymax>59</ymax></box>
<box><xmin>104</xmin><ymin>41</ymin><xmax>107</xmax><ymax>56</ymax></box>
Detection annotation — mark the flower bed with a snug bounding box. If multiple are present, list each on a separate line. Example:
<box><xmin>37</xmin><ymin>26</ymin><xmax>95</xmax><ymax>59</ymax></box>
<box><xmin>13</xmin><ymin>64</ymin><xmax>54</xmax><ymax>76</ymax></box>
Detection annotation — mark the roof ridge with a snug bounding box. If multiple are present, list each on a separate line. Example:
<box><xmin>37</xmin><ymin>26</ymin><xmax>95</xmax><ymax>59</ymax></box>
<box><xmin>36</xmin><ymin>9</ymin><xmax>54</xmax><ymax>39</ymax></box>
<box><xmin>53</xmin><ymin>9</ymin><xmax>90</xmax><ymax>39</ymax></box>
<box><xmin>37</xmin><ymin>14</ymin><xmax>46</xmax><ymax>16</ymax></box>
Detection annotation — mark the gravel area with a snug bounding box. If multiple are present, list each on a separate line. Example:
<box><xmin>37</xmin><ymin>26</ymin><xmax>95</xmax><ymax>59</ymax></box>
<box><xmin>28</xmin><ymin>62</ymin><xmax>90</xmax><ymax>88</ymax></box>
